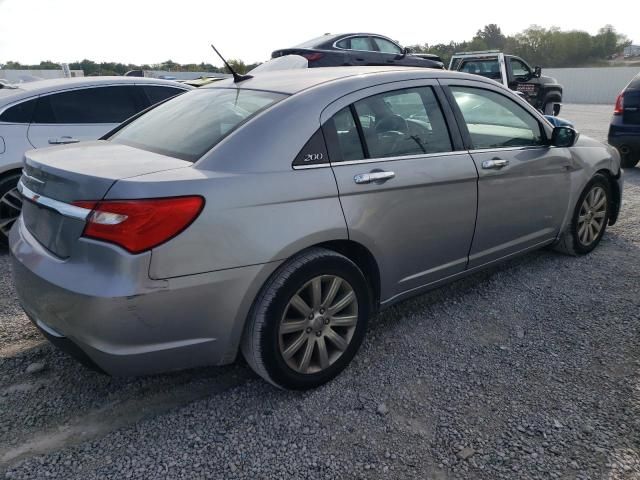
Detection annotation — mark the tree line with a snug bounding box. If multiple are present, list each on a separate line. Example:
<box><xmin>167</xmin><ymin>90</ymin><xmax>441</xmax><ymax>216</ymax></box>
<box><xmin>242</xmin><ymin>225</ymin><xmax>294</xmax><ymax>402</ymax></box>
<box><xmin>0</xmin><ymin>24</ymin><xmax>633</xmax><ymax>75</ymax></box>
<box><xmin>0</xmin><ymin>58</ymin><xmax>259</xmax><ymax>76</ymax></box>
<box><xmin>408</xmin><ymin>24</ymin><xmax>631</xmax><ymax>67</ymax></box>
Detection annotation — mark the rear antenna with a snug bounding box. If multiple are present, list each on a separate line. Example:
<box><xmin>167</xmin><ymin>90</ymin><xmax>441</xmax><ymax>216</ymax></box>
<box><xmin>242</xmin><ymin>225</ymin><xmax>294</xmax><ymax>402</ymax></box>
<box><xmin>210</xmin><ymin>44</ymin><xmax>253</xmax><ymax>83</ymax></box>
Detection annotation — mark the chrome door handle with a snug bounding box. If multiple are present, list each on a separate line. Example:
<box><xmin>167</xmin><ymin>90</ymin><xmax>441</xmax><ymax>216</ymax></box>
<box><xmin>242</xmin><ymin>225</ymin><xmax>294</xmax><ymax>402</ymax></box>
<box><xmin>48</xmin><ymin>136</ymin><xmax>80</xmax><ymax>145</ymax></box>
<box><xmin>481</xmin><ymin>158</ymin><xmax>509</xmax><ymax>169</ymax></box>
<box><xmin>354</xmin><ymin>171</ymin><xmax>395</xmax><ymax>184</ymax></box>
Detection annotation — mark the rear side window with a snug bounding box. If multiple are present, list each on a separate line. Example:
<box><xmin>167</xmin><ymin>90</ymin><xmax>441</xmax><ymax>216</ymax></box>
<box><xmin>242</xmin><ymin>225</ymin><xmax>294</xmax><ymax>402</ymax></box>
<box><xmin>325</xmin><ymin>86</ymin><xmax>452</xmax><ymax>161</ymax></box>
<box><xmin>33</xmin><ymin>86</ymin><xmax>141</xmax><ymax>124</ymax></box>
<box><xmin>460</xmin><ymin>60</ymin><xmax>502</xmax><ymax>80</ymax></box>
<box><xmin>143</xmin><ymin>86</ymin><xmax>186</xmax><ymax>106</ymax></box>
<box><xmin>323</xmin><ymin>107</ymin><xmax>365</xmax><ymax>161</ymax></box>
<box><xmin>337</xmin><ymin>37</ymin><xmax>373</xmax><ymax>51</ymax></box>
<box><xmin>0</xmin><ymin>98</ymin><xmax>37</xmax><ymax>123</ymax></box>
<box><xmin>111</xmin><ymin>89</ymin><xmax>286</xmax><ymax>162</ymax></box>
<box><xmin>450</xmin><ymin>86</ymin><xmax>544</xmax><ymax>149</ymax></box>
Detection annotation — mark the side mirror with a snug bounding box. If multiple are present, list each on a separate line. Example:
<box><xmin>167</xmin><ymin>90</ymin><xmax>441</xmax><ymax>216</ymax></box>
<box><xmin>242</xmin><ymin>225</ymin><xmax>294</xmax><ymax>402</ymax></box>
<box><xmin>551</xmin><ymin>126</ymin><xmax>578</xmax><ymax>147</ymax></box>
<box><xmin>533</xmin><ymin>66</ymin><xmax>542</xmax><ymax>78</ymax></box>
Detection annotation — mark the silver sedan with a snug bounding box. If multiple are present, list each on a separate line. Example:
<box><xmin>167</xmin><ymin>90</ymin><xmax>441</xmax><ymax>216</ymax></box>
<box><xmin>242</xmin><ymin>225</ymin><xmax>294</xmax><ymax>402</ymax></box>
<box><xmin>10</xmin><ymin>67</ymin><xmax>623</xmax><ymax>390</ymax></box>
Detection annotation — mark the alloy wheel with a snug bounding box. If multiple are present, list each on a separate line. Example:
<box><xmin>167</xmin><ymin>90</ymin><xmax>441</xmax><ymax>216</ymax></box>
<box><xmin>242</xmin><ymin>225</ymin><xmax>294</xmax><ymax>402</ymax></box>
<box><xmin>577</xmin><ymin>186</ymin><xmax>607</xmax><ymax>246</ymax></box>
<box><xmin>278</xmin><ymin>275</ymin><xmax>358</xmax><ymax>374</ymax></box>
<box><xmin>0</xmin><ymin>186</ymin><xmax>21</xmax><ymax>238</ymax></box>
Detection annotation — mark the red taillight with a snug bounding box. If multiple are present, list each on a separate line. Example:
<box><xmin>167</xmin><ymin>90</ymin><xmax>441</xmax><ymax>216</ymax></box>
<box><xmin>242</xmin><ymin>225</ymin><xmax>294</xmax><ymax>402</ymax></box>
<box><xmin>73</xmin><ymin>196</ymin><xmax>204</xmax><ymax>254</ymax></box>
<box><xmin>302</xmin><ymin>52</ymin><xmax>324</xmax><ymax>62</ymax></box>
<box><xmin>614</xmin><ymin>92</ymin><xmax>624</xmax><ymax>115</ymax></box>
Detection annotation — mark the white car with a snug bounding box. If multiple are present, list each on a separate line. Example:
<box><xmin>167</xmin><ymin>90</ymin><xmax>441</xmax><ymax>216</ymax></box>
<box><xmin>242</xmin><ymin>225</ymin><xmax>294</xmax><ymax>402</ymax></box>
<box><xmin>0</xmin><ymin>77</ymin><xmax>192</xmax><ymax>243</ymax></box>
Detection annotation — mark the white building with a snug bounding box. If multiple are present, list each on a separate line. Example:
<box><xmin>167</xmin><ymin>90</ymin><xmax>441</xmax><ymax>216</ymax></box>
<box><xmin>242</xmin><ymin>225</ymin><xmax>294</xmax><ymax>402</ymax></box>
<box><xmin>623</xmin><ymin>45</ymin><xmax>640</xmax><ymax>58</ymax></box>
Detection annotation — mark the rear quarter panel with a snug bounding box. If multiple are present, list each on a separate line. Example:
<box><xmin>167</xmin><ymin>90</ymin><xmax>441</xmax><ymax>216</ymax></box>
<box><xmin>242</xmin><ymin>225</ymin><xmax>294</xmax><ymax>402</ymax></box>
<box><xmin>107</xmin><ymin>166</ymin><xmax>347</xmax><ymax>279</ymax></box>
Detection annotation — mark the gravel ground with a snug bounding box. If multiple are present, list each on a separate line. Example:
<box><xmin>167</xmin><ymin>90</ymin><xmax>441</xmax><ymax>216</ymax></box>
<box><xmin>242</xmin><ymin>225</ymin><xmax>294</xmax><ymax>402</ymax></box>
<box><xmin>1</xmin><ymin>104</ymin><xmax>639</xmax><ymax>479</ymax></box>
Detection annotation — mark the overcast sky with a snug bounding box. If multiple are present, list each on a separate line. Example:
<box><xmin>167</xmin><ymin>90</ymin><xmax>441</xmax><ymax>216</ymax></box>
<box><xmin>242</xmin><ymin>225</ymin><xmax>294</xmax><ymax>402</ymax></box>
<box><xmin>0</xmin><ymin>0</ymin><xmax>636</xmax><ymax>67</ymax></box>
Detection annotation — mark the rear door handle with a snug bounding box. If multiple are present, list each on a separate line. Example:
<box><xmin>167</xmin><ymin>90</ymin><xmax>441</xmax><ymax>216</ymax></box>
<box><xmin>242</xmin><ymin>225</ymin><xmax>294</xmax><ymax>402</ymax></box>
<box><xmin>354</xmin><ymin>171</ymin><xmax>395</xmax><ymax>184</ymax></box>
<box><xmin>481</xmin><ymin>158</ymin><xmax>509</xmax><ymax>169</ymax></box>
<box><xmin>48</xmin><ymin>136</ymin><xmax>80</xmax><ymax>145</ymax></box>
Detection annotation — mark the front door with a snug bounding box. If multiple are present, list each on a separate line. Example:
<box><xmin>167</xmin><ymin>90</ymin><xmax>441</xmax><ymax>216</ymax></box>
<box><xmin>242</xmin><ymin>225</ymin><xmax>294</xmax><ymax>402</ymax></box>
<box><xmin>322</xmin><ymin>81</ymin><xmax>478</xmax><ymax>302</ymax></box>
<box><xmin>442</xmin><ymin>81</ymin><xmax>572</xmax><ymax>268</ymax></box>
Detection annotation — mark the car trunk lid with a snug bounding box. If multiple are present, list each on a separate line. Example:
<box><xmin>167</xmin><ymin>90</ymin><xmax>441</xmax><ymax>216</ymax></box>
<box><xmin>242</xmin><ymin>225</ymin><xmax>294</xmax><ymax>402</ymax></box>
<box><xmin>20</xmin><ymin>141</ymin><xmax>191</xmax><ymax>258</ymax></box>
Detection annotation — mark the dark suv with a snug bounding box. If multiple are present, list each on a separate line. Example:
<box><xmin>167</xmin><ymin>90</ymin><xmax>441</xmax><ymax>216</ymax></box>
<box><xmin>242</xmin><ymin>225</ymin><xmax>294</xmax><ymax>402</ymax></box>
<box><xmin>608</xmin><ymin>73</ymin><xmax>640</xmax><ymax>168</ymax></box>
<box><xmin>272</xmin><ymin>33</ymin><xmax>444</xmax><ymax>69</ymax></box>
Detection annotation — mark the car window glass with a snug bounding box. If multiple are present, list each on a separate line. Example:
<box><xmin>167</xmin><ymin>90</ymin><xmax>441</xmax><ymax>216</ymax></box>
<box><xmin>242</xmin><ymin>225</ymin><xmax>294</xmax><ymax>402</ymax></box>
<box><xmin>460</xmin><ymin>60</ymin><xmax>502</xmax><ymax>80</ymax></box>
<box><xmin>0</xmin><ymin>98</ymin><xmax>37</xmax><ymax>123</ymax></box>
<box><xmin>143</xmin><ymin>86</ymin><xmax>186</xmax><ymax>105</ymax></box>
<box><xmin>32</xmin><ymin>86</ymin><xmax>140</xmax><ymax>124</ymax></box>
<box><xmin>336</xmin><ymin>38</ymin><xmax>350</xmax><ymax>49</ymax></box>
<box><xmin>350</xmin><ymin>37</ymin><xmax>371</xmax><ymax>51</ymax></box>
<box><xmin>450</xmin><ymin>86</ymin><xmax>544</xmax><ymax>149</ymax></box>
<box><xmin>353</xmin><ymin>87</ymin><xmax>452</xmax><ymax>158</ymax></box>
<box><xmin>326</xmin><ymin>107</ymin><xmax>365</xmax><ymax>161</ymax></box>
<box><xmin>111</xmin><ymin>89</ymin><xmax>286</xmax><ymax>162</ymax></box>
<box><xmin>511</xmin><ymin>59</ymin><xmax>531</xmax><ymax>78</ymax></box>
<box><xmin>373</xmin><ymin>38</ymin><xmax>402</xmax><ymax>54</ymax></box>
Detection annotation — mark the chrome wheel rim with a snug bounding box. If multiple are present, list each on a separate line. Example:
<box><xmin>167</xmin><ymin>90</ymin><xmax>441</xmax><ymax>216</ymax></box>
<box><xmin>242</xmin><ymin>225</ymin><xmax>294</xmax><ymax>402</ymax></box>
<box><xmin>0</xmin><ymin>186</ymin><xmax>22</xmax><ymax>238</ymax></box>
<box><xmin>279</xmin><ymin>275</ymin><xmax>358</xmax><ymax>374</ymax></box>
<box><xmin>577</xmin><ymin>186</ymin><xmax>607</xmax><ymax>246</ymax></box>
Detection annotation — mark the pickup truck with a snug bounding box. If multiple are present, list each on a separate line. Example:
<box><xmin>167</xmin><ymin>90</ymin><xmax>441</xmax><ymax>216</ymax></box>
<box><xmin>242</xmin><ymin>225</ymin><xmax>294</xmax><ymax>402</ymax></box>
<box><xmin>449</xmin><ymin>51</ymin><xmax>563</xmax><ymax>116</ymax></box>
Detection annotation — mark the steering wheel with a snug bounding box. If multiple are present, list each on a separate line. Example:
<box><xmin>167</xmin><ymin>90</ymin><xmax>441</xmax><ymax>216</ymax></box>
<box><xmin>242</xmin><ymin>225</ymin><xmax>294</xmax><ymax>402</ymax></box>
<box><xmin>375</xmin><ymin>114</ymin><xmax>409</xmax><ymax>135</ymax></box>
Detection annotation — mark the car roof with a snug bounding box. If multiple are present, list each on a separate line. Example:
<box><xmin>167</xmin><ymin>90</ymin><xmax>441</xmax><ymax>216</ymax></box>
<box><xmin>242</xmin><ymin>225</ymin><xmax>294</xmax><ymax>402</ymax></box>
<box><xmin>203</xmin><ymin>66</ymin><xmax>495</xmax><ymax>95</ymax></box>
<box><xmin>293</xmin><ymin>33</ymin><xmax>398</xmax><ymax>49</ymax></box>
<box><xmin>0</xmin><ymin>76</ymin><xmax>192</xmax><ymax>104</ymax></box>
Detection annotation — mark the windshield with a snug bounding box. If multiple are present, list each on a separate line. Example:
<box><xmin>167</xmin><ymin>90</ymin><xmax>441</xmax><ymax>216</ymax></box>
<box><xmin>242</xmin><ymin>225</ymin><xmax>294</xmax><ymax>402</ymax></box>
<box><xmin>111</xmin><ymin>88</ymin><xmax>287</xmax><ymax>161</ymax></box>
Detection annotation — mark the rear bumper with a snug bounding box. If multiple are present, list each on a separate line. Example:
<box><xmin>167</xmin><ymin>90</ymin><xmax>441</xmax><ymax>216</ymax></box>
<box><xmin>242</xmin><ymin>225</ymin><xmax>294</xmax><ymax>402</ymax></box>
<box><xmin>10</xmin><ymin>216</ymin><xmax>280</xmax><ymax>376</ymax></box>
<box><xmin>608</xmin><ymin>122</ymin><xmax>640</xmax><ymax>154</ymax></box>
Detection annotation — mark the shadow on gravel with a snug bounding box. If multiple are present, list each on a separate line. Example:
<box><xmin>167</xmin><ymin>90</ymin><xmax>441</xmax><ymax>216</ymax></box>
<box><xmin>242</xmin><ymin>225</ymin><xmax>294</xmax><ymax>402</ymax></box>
<box><xmin>0</xmin><ymin>338</ymin><xmax>256</xmax><ymax>468</ymax></box>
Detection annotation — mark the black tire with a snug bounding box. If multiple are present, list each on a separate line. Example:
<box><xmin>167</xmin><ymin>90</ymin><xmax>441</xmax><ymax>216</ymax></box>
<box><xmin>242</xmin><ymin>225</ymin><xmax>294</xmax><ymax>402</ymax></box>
<box><xmin>620</xmin><ymin>152</ymin><xmax>639</xmax><ymax>169</ymax></box>
<box><xmin>554</xmin><ymin>173</ymin><xmax>611</xmax><ymax>256</ymax></box>
<box><xmin>0</xmin><ymin>172</ymin><xmax>22</xmax><ymax>247</ymax></box>
<box><xmin>241</xmin><ymin>247</ymin><xmax>371</xmax><ymax>390</ymax></box>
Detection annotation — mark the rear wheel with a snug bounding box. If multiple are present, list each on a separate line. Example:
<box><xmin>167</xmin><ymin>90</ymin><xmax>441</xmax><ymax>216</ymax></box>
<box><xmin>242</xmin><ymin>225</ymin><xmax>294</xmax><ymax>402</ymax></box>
<box><xmin>619</xmin><ymin>146</ymin><xmax>639</xmax><ymax>169</ymax></box>
<box><xmin>241</xmin><ymin>248</ymin><xmax>371</xmax><ymax>390</ymax></box>
<box><xmin>0</xmin><ymin>173</ymin><xmax>22</xmax><ymax>246</ymax></box>
<box><xmin>554</xmin><ymin>174</ymin><xmax>610</xmax><ymax>256</ymax></box>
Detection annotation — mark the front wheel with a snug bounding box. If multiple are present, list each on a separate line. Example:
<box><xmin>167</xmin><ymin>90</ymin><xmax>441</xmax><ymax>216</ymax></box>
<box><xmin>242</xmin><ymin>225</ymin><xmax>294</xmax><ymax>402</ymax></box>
<box><xmin>554</xmin><ymin>174</ymin><xmax>611</xmax><ymax>256</ymax></box>
<box><xmin>0</xmin><ymin>173</ymin><xmax>22</xmax><ymax>246</ymax></box>
<box><xmin>241</xmin><ymin>248</ymin><xmax>371</xmax><ymax>390</ymax></box>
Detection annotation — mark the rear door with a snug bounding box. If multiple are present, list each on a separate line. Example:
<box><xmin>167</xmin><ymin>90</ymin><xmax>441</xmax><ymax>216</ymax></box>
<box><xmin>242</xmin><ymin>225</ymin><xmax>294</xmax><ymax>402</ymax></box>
<box><xmin>441</xmin><ymin>80</ymin><xmax>572</xmax><ymax>268</ymax></box>
<box><xmin>323</xmin><ymin>80</ymin><xmax>478</xmax><ymax>302</ymax></box>
<box><xmin>27</xmin><ymin>85</ymin><xmax>145</xmax><ymax>148</ymax></box>
<box><xmin>334</xmin><ymin>36</ymin><xmax>380</xmax><ymax>66</ymax></box>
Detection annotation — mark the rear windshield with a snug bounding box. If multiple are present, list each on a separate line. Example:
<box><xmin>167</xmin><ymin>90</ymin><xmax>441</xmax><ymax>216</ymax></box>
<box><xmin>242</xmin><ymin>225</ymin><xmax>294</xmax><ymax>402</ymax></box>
<box><xmin>111</xmin><ymin>88</ymin><xmax>286</xmax><ymax>161</ymax></box>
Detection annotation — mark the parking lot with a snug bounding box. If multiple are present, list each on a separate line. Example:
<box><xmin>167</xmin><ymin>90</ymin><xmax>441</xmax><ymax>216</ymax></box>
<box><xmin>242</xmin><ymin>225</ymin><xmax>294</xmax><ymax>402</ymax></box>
<box><xmin>0</xmin><ymin>104</ymin><xmax>638</xmax><ymax>479</ymax></box>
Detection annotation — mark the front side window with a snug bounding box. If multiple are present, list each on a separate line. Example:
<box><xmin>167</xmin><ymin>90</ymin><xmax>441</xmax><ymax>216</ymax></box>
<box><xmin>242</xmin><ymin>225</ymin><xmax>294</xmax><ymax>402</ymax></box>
<box><xmin>511</xmin><ymin>59</ymin><xmax>531</xmax><ymax>79</ymax></box>
<box><xmin>326</xmin><ymin>86</ymin><xmax>452</xmax><ymax>161</ymax></box>
<box><xmin>111</xmin><ymin>88</ymin><xmax>286</xmax><ymax>162</ymax></box>
<box><xmin>32</xmin><ymin>86</ymin><xmax>141</xmax><ymax>124</ymax></box>
<box><xmin>373</xmin><ymin>38</ymin><xmax>402</xmax><ymax>54</ymax></box>
<box><xmin>450</xmin><ymin>86</ymin><xmax>544</xmax><ymax>149</ymax></box>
